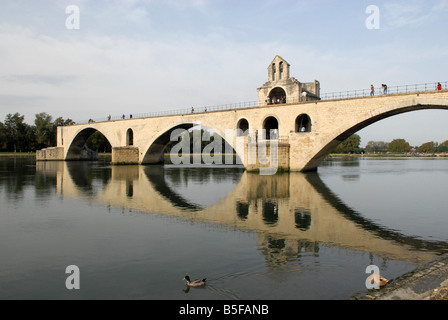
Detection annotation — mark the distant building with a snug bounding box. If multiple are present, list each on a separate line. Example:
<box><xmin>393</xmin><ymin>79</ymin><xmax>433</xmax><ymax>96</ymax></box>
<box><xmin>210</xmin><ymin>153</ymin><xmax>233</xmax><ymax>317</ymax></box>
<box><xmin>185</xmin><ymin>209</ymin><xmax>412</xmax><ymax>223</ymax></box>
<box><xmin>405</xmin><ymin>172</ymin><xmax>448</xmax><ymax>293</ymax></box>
<box><xmin>257</xmin><ymin>55</ymin><xmax>320</xmax><ymax>106</ymax></box>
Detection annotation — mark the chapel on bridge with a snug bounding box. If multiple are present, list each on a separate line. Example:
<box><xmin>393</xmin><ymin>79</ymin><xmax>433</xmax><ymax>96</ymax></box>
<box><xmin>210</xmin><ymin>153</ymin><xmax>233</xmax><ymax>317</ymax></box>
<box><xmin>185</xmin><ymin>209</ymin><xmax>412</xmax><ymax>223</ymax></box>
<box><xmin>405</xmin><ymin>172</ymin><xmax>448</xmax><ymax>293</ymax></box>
<box><xmin>257</xmin><ymin>56</ymin><xmax>320</xmax><ymax>106</ymax></box>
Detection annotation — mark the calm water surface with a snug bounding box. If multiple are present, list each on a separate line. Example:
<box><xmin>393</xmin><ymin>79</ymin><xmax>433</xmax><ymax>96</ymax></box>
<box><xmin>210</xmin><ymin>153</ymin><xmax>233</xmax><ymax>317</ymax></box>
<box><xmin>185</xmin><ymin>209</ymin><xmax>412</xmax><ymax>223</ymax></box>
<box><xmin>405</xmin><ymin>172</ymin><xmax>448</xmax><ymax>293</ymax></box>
<box><xmin>1</xmin><ymin>156</ymin><xmax>447</xmax><ymax>300</ymax></box>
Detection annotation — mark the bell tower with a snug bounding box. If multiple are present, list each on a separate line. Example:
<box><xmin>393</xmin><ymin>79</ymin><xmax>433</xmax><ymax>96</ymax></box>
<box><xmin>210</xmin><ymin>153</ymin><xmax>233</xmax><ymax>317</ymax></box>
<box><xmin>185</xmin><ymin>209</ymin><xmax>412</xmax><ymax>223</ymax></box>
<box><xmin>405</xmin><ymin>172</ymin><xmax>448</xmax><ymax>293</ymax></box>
<box><xmin>257</xmin><ymin>56</ymin><xmax>320</xmax><ymax>106</ymax></box>
<box><xmin>268</xmin><ymin>56</ymin><xmax>291</xmax><ymax>82</ymax></box>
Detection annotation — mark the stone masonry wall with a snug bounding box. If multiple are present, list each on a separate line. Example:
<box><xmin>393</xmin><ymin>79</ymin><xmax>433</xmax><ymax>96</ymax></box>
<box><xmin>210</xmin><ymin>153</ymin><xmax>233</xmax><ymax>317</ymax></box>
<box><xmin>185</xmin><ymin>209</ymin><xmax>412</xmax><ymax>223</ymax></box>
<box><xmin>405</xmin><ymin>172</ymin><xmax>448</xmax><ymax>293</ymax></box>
<box><xmin>112</xmin><ymin>147</ymin><xmax>140</xmax><ymax>165</ymax></box>
<box><xmin>36</xmin><ymin>147</ymin><xmax>65</xmax><ymax>161</ymax></box>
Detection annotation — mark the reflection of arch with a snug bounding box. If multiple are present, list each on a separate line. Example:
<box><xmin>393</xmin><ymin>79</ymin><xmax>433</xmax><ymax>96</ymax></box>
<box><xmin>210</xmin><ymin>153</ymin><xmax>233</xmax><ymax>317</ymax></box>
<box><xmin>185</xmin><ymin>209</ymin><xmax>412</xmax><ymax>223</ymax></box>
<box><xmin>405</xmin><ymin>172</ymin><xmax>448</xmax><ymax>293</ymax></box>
<box><xmin>65</xmin><ymin>161</ymin><xmax>112</xmax><ymax>194</ymax></box>
<box><xmin>143</xmin><ymin>166</ymin><xmax>203</xmax><ymax>211</ymax></box>
<box><xmin>269</xmin><ymin>87</ymin><xmax>286</xmax><ymax>104</ymax></box>
<box><xmin>295</xmin><ymin>208</ymin><xmax>311</xmax><ymax>230</ymax></box>
<box><xmin>66</xmin><ymin>128</ymin><xmax>111</xmax><ymax>160</ymax></box>
<box><xmin>126</xmin><ymin>181</ymin><xmax>133</xmax><ymax>198</ymax></box>
<box><xmin>237</xmin><ymin>119</ymin><xmax>249</xmax><ymax>136</ymax></box>
<box><xmin>54</xmin><ymin>161</ymin><xmax>448</xmax><ymax>256</ymax></box>
<box><xmin>262</xmin><ymin>200</ymin><xmax>278</xmax><ymax>225</ymax></box>
<box><xmin>306</xmin><ymin>172</ymin><xmax>448</xmax><ymax>254</ymax></box>
<box><xmin>143</xmin><ymin>166</ymin><xmax>245</xmax><ymax>212</ymax></box>
<box><xmin>263</xmin><ymin>116</ymin><xmax>279</xmax><ymax>140</ymax></box>
<box><xmin>236</xmin><ymin>201</ymin><xmax>249</xmax><ymax>220</ymax></box>
<box><xmin>127</xmin><ymin>129</ymin><xmax>134</xmax><ymax>146</ymax></box>
<box><xmin>296</xmin><ymin>114</ymin><xmax>312</xmax><ymax>133</ymax></box>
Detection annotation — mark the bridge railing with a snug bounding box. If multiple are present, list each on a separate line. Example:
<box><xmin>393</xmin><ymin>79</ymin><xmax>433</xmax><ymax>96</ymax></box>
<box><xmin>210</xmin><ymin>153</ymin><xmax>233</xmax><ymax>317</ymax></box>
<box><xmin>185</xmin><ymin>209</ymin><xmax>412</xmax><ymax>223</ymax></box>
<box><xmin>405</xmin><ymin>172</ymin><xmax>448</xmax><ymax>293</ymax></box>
<box><xmin>320</xmin><ymin>81</ymin><xmax>447</xmax><ymax>100</ymax></box>
<box><xmin>72</xmin><ymin>81</ymin><xmax>447</xmax><ymax>125</ymax></box>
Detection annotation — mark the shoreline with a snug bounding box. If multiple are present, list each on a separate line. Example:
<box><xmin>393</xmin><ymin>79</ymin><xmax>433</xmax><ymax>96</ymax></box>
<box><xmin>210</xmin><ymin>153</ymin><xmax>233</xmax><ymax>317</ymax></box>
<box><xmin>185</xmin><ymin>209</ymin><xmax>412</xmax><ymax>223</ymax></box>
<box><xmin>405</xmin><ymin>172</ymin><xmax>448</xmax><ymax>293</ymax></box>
<box><xmin>352</xmin><ymin>254</ymin><xmax>448</xmax><ymax>300</ymax></box>
<box><xmin>329</xmin><ymin>153</ymin><xmax>448</xmax><ymax>158</ymax></box>
<box><xmin>2</xmin><ymin>152</ymin><xmax>448</xmax><ymax>159</ymax></box>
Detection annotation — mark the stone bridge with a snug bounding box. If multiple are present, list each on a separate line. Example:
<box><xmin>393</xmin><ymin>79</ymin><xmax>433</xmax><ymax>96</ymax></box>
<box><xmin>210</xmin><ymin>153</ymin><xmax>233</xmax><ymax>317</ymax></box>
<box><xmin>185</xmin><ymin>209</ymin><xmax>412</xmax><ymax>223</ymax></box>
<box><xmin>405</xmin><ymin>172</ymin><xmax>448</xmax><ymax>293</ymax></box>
<box><xmin>37</xmin><ymin>56</ymin><xmax>448</xmax><ymax>172</ymax></box>
<box><xmin>37</xmin><ymin>90</ymin><xmax>448</xmax><ymax>172</ymax></box>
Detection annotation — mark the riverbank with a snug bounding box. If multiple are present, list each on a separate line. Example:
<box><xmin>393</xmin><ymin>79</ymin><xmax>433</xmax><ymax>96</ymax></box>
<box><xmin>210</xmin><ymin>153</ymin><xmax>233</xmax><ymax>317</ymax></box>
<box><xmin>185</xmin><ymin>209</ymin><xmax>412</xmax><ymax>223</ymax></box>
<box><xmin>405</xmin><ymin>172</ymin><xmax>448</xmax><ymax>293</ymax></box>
<box><xmin>353</xmin><ymin>254</ymin><xmax>448</xmax><ymax>300</ymax></box>
<box><xmin>3</xmin><ymin>152</ymin><xmax>447</xmax><ymax>159</ymax></box>
<box><xmin>0</xmin><ymin>152</ymin><xmax>112</xmax><ymax>158</ymax></box>
<box><xmin>329</xmin><ymin>153</ymin><xmax>448</xmax><ymax>158</ymax></box>
<box><xmin>0</xmin><ymin>152</ymin><xmax>35</xmax><ymax>157</ymax></box>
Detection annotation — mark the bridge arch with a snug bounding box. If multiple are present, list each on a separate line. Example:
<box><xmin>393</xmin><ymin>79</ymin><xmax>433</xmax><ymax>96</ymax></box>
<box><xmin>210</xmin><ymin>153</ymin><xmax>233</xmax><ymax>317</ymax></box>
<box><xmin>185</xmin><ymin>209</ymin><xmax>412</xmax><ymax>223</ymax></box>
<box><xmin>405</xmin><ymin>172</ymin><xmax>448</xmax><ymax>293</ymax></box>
<box><xmin>66</xmin><ymin>127</ymin><xmax>113</xmax><ymax>160</ymax></box>
<box><xmin>237</xmin><ymin>118</ymin><xmax>250</xmax><ymax>136</ymax></box>
<box><xmin>142</xmin><ymin>123</ymin><xmax>194</xmax><ymax>164</ymax></box>
<box><xmin>126</xmin><ymin>128</ymin><xmax>134</xmax><ymax>146</ymax></box>
<box><xmin>141</xmin><ymin>122</ymin><xmax>244</xmax><ymax>165</ymax></box>
<box><xmin>269</xmin><ymin>87</ymin><xmax>287</xmax><ymax>104</ymax></box>
<box><xmin>263</xmin><ymin>116</ymin><xmax>279</xmax><ymax>140</ymax></box>
<box><xmin>302</xmin><ymin>99</ymin><xmax>448</xmax><ymax>172</ymax></box>
<box><xmin>296</xmin><ymin>114</ymin><xmax>312</xmax><ymax>133</ymax></box>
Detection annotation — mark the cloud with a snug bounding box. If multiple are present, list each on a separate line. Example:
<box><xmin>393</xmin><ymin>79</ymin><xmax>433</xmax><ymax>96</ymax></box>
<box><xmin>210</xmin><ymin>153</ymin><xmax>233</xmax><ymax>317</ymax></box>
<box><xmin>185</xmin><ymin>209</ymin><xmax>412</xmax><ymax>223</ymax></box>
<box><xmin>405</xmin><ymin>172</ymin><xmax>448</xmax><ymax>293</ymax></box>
<box><xmin>124</xmin><ymin>6</ymin><xmax>149</xmax><ymax>23</ymax></box>
<box><xmin>0</xmin><ymin>95</ymin><xmax>47</xmax><ymax>106</ymax></box>
<box><xmin>0</xmin><ymin>0</ymin><xmax>447</xmax><ymax>150</ymax></box>
<box><xmin>383</xmin><ymin>0</ymin><xmax>448</xmax><ymax>29</ymax></box>
<box><xmin>4</xmin><ymin>74</ymin><xmax>78</xmax><ymax>86</ymax></box>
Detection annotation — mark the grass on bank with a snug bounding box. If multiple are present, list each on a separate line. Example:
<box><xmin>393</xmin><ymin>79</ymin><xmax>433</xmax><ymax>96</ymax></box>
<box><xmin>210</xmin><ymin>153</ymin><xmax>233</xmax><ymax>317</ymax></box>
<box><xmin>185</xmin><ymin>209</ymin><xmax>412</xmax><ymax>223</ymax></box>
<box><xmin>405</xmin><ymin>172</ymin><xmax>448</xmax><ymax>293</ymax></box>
<box><xmin>0</xmin><ymin>152</ymin><xmax>36</xmax><ymax>157</ymax></box>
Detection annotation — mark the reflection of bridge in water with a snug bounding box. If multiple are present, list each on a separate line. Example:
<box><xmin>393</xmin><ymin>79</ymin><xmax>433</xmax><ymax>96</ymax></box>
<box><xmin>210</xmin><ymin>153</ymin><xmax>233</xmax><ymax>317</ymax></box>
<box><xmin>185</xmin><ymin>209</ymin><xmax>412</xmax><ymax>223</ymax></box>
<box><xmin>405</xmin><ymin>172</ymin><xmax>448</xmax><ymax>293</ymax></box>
<box><xmin>37</xmin><ymin>162</ymin><xmax>448</xmax><ymax>265</ymax></box>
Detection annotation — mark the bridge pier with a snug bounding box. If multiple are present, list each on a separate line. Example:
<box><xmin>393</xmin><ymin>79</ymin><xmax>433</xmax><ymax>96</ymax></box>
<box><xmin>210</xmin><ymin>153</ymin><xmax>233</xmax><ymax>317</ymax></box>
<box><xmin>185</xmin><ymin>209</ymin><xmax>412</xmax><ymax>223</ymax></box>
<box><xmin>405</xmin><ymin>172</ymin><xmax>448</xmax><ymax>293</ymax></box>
<box><xmin>244</xmin><ymin>140</ymin><xmax>291</xmax><ymax>173</ymax></box>
<box><xmin>36</xmin><ymin>147</ymin><xmax>65</xmax><ymax>161</ymax></box>
<box><xmin>36</xmin><ymin>146</ymin><xmax>98</xmax><ymax>161</ymax></box>
<box><xmin>111</xmin><ymin>147</ymin><xmax>140</xmax><ymax>165</ymax></box>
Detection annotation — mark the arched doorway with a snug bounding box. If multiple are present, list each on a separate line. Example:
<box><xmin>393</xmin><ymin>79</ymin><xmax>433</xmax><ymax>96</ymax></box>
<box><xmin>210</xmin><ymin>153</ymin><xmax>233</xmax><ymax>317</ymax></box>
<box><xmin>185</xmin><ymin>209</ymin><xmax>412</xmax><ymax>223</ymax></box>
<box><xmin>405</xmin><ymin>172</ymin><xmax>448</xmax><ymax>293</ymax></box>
<box><xmin>237</xmin><ymin>118</ymin><xmax>249</xmax><ymax>136</ymax></box>
<box><xmin>263</xmin><ymin>116</ymin><xmax>279</xmax><ymax>140</ymax></box>
<box><xmin>127</xmin><ymin>129</ymin><xmax>134</xmax><ymax>146</ymax></box>
<box><xmin>295</xmin><ymin>114</ymin><xmax>312</xmax><ymax>133</ymax></box>
<box><xmin>269</xmin><ymin>87</ymin><xmax>287</xmax><ymax>104</ymax></box>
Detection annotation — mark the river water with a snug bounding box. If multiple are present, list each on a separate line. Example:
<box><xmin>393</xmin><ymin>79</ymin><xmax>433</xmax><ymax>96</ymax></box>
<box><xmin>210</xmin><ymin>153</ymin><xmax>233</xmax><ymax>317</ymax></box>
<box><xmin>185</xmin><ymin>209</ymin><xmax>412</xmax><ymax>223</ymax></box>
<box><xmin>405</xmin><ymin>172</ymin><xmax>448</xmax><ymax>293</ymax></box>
<box><xmin>1</xmin><ymin>156</ymin><xmax>447</xmax><ymax>300</ymax></box>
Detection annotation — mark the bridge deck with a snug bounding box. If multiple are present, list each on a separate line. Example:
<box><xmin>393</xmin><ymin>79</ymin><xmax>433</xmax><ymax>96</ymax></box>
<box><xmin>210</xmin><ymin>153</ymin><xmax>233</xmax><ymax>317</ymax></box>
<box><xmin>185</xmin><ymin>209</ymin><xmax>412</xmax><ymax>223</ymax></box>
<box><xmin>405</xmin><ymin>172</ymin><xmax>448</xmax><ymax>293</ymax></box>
<box><xmin>72</xmin><ymin>81</ymin><xmax>447</xmax><ymax>126</ymax></box>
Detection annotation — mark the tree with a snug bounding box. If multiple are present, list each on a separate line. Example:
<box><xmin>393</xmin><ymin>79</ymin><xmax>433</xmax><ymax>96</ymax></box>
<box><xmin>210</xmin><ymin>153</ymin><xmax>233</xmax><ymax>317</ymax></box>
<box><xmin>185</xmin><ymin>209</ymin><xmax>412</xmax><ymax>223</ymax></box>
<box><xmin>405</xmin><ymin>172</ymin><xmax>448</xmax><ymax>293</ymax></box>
<box><xmin>86</xmin><ymin>131</ymin><xmax>111</xmax><ymax>153</ymax></box>
<box><xmin>333</xmin><ymin>134</ymin><xmax>362</xmax><ymax>153</ymax></box>
<box><xmin>365</xmin><ymin>141</ymin><xmax>389</xmax><ymax>153</ymax></box>
<box><xmin>35</xmin><ymin>112</ymin><xmax>54</xmax><ymax>149</ymax></box>
<box><xmin>54</xmin><ymin>117</ymin><xmax>75</xmax><ymax>127</ymax></box>
<box><xmin>387</xmin><ymin>139</ymin><xmax>411</xmax><ymax>153</ymax></box>
<box><xmin>417</xmin><ymin>141</ymin><xmax>437</xmax><ymax>154</ymax></box>
<box><xmin>438</xmin><ymin>140</ymin><xmax>448</xmax><ymax>153</ymax></box>
<box><xmin>3</xmin><ymin>113</ymin><xmax>34</xmax><ymax>152</ymax></box>
<box><xmin>0</xmin><ymin>122</ymin><xmax>7</xmax><ymax>151</ymax></box>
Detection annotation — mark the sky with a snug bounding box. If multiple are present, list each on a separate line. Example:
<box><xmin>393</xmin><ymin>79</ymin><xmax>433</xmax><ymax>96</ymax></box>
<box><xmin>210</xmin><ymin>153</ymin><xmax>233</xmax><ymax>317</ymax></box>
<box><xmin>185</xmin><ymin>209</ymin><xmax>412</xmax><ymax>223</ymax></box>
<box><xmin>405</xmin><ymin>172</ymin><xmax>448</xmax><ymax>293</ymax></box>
<box><xmin>0</xmin><ymin>0</ymin><xmax>447</xmax><ymax>147</ymax></box>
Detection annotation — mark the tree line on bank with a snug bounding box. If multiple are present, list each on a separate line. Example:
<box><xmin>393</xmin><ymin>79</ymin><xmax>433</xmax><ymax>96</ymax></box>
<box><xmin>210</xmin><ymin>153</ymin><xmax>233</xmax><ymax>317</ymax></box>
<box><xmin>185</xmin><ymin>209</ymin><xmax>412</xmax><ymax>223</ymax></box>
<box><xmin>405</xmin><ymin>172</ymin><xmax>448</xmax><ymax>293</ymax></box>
<box><xmin>333</xmin><ymin>134</ymin><xmax>448</xmax><ymax>154</ymax></box>
<box><xmin>1</xmin><ymin>112</ymin><xmax>447</xmax><ymax>155</ymax></box>
<box><xmin>0</xmin><ymin>112</ymin><xmax>84</xmax><ymax>152</ymax></box>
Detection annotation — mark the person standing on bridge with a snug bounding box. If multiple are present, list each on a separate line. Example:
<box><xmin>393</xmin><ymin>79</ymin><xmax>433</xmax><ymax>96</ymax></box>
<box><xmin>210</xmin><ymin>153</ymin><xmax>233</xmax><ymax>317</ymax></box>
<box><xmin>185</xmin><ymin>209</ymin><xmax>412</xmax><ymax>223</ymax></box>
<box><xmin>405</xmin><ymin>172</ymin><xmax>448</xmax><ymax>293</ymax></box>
<box><xmin>370</xmin><ymin>85</ymin><xmax>375</xmax><ymax>96</ymax></box>
<box><xmin>438</xmin><ymin>82</ymin><xmax>442</xmax><ymax>91</ymax></box>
